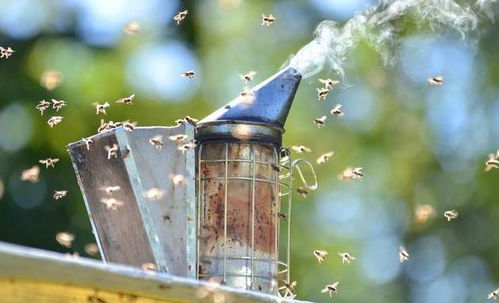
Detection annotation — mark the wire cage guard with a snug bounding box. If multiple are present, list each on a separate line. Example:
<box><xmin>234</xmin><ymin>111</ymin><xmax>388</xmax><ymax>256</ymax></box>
<box><xmin>196</xmin><ymin>141</ymin><xmax>317</xmax><ymax>295</ymax></box>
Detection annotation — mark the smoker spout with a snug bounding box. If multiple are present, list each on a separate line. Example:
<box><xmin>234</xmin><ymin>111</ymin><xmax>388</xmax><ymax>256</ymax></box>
<box><xmin>196</xmin><ymin>67</ymin><xmax>302</xmax><ymax>144</ymax></box>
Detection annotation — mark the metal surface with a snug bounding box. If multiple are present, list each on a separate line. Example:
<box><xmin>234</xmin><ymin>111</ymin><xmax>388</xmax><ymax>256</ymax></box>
<box><xmin>197</xmin><ymin>67</ymin><xmax>302</xmax><ymax>145</ymax></box>
<box><xmin>195</xmin><ymin>122</ymin><xmax>284</xmax><ymax>146</ymax></box>
<box><xmin>67</xmin><ymin>125</ymin><xmax>196</xmax><ymax>278</ymax></box>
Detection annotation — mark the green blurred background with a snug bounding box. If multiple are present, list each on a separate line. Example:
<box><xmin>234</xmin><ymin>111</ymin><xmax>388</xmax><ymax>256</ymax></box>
<box><xmin>0</xmin><ymin>0</ymin><xmax>499</xmax><ymax>302</ymax></box>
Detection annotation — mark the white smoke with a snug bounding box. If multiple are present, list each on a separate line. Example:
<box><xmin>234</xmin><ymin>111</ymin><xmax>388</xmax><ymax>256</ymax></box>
<box><xmin>289</xmin><ymin>0</ymin><xmax>496</xmax><ymax>79</ymax></box>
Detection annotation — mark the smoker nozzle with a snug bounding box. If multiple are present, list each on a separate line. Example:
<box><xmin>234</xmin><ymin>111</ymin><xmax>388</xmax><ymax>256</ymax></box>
<box><xmin>196</xmin><ymin>67</ymin><xmax>302</xmax><ymax>144</ymax></box>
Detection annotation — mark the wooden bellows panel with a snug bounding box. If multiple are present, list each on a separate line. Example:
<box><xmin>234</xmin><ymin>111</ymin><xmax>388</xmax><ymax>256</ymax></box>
<box><xmin>67</xmin><ymin>125</ymin><xmax>196</xmax><ymax>278</ymax></box>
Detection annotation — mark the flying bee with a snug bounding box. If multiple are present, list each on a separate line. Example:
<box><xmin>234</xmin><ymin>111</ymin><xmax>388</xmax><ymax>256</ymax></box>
<box><xmin>93</xmin><ymin>102</ymin><xmax>110</xmax><ymax>115</ymax></box>
<box><xmin>115</xmin><ymin>94</ymin><xmax>135</xmax><ymax>105</ymax></box>
<box><xmin>352</xmin><ymin>167</ymin><xmax>364</xmax><ymax>179</ymax></box>
<box><xmin>98</xmin><ymin>119</ymin><xmax>120</xmax><ymax>132</ymax></box>
<box><xmin>55</xmin><ymin>232</ymin><xmax>75</xmax><ymax>248</ymax></box>
<box><xmin>240</xmin><ymin>71</ymin><xmax>257</xmax><ymax>84</ymax></box>
<box><xmin>291</xmin><ymin>145</ymin><xmax>312</xmax><ymax>153</ymax></box>
<box><xmin>141</xmin><ymin>262</ymin><xmax>157</xmax><ymax>272</ymax></box>
<box><xmin>144</xmin><ymin>187</ymin><xmax>166</xmax><ymax>201</ymax></box>
<box><xmin>313</xmin><ymin>115</ymin><xmax>327</xmax><ymax>128</ymax></box>
<box><xmin>277</xmin><ymin>212</ymin><xmax>287</xmax><ymax>221</ymax></box>
<box><xmin>175</xmin><ymin>118</ymin><xmax>187</xmax><ymax>126</ymax></box>
<box><xmin>0</xmin><ymin>46</ymin><xmax>15</xmax><ymax>59</ymax></box>
<box><xmin>53</xmin><ymin>190</ymin><xmax>67</xmax><ymax>200</ymax></box>
<box><xmin>173</xmin><ymin>10</ymin><xmax>188</xmax><ymax>25</ymax></box>
<box><xmin>414</xmin><ymin>204</ymin><xmax>435</xmax><ymax>224</ymax></box>
<box><xmin>51</xmin><ymin>99</ymin><xmax>66</xmax><ymax>111</ymax></box>
<box><xmin>330</xmin><ymin>104</ymin><xmax>344</xmax><ymax>117</ymax></box>
<box><xmin>21</xmin><ymin>166</ymin><xmax>40</xmax><ymax>183</ymax></box>
<box><xmin>105</xmin><ymin>143</ymin><xmax>119</xmax><ymax>159</ymax></box>
<box><xmin>122</xmin><ymin>120</ymin><xmax>137</xmax><ymax>132</ymax></box>
<box><xmin>100</xmin><ymin>185</ymin><xmax>121</xmax><ymax>195</ymax></box>
<box><xmin>181</xmin><ymin>70</ymin><xmax>195</xmax><ymax>79</ymax></box>
<box><xmin>168</xmin><ymin>134</ymin><xmax>188</xmax><ymax>142</ymax></box>
<box><xmin>84</xmin><ymin>243</ymin><xmax>99</xmax><ymax>256</ymax></box>
<box><xmin>313</xmin><ymin>250</ymin><xmax>328</xmax><ymax>263</ymax></box>
<box><xmin>399</xmin><ymin>246</ymin><xmax>410</xmax><ymax>263</ymax></box>
<box><xmin>428</xmin><ymin>76</ymin><xmax>444</xmax><ymax>86</ymax></box>
<box><xmin>321</xmin><ymin>282</ymin><xmax>339</xmax><ymax>297</ymax></box>
<box><xmin>240</xmin><ymin>88</ymin><xmax>255</xmax><ymax>104</ymax></box>
<box><xmin>40</xmin><ymin>70</ymin><xmax>63</xmax><ymax>90</ymax></box>
<box><xmin>39</xmin><ymin>157</ymin><xmax>59</xmax><ymax>168</ymax></box>
<box><xmin>172</xmin><ymin>174</ymin><xmax>185</xmax><ymax>185</ymax></box>
<box><xmin>100</xmin><ymin>197</ymin><xmax>124</xmax><ymax>210</ymax></box>
<box><xmin>149</xmin><ymin>135</ymin><xmax>164</xmax><ymax>150</ymax></box>
<box><xmin>296</xmin><ymin>186</ymin><xmax>309</xmax><ymax>198</ymax></box>
<box><xmin>82</xmin><ymin>137</ymin><xmax>93</xmax><ymax>151</ymax></box>
<box><xmin>183</xmin><ymin>115</ymin><xmax>198</xmax><ymax>126</ymax></box>
<box><xmin>316</xmin><ymin>87</ymin><xmax>329</xmax><ymax>101</ymax></box>
<box><xmin>261</xmin><ymin>14</ymin><xmax>276</xmax><ymax>26</ymax></box>
<box><xmin>178</xmin><ymin>141</ymin><xmax>196</xmax><ymax>153</ymax></box>
<box><xmin>485</xmin><ymin>149</ymin><xmax>499</xmax><ymax>172</ymax></box>
<box><xmin>339</xmin><ymin>167</ymin><xmax>364</xmax><ymax>181</ymax></box>
<box><xmin>123</xmin><ymin>20</ymin><xmax>140</xmax><ymax>36</ymax></box>
<box><xmin>47</xmin><ymin>116</ymin><xmax>63</xmax><ymax>127</ymax></box>
<box><xmin>36</xmin><ymin>100</ymin><xmax>51</xmax><ymax>116</ymax></box>
<box><xmin>317</xmin><ymin>151</ymin><xmax>334</xmax><ymax>164</ymax></box>
<box><xmin>444</xmin><ymin>210</ymin><xmax>458</xmax><ymax>222</ymax></box>
<box><xmin>319</xmin><ymin>78</ymin><xmax>339</xmax><ymax>89</ymax></box>
<box><xmin>488</xmin><ymin>288</ymin><xmax>499</xmax><ymax>300</ymax></box>
<box><xmin>279</xmin><ymin>280</ymin><xmax>297</xmax><ymax>296</ymax></box>
<box><xmin>338</xmin><ymin>252</ymin><xmax>356</xmax><ymax>264</ymax></box>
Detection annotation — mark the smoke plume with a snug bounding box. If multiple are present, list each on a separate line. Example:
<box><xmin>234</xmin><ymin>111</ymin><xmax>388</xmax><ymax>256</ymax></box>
<box><xmin>289</xmin><ymin>0</ymin><xmax>496</xmax><ymax>79</ymax></box>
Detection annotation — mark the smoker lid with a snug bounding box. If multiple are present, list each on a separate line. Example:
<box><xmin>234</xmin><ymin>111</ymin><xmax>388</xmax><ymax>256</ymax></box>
<box><xmin>198</xmin><ymin>67</ymin><xmax>302</xmax><ymax>128</ymax></box>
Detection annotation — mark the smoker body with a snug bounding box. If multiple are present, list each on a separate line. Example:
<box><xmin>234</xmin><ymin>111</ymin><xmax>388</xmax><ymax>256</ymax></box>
<box><xmin>195</xmin><ymin>67</ymin><xmax>302</xmax><ymax>293</ymax></box>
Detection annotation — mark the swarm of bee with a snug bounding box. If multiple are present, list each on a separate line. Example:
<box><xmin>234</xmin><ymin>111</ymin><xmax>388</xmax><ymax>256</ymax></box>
<box><xmin>0</xmin><ymin>46</ymin><xmax>15</xmax><ymax>59</ymax></box>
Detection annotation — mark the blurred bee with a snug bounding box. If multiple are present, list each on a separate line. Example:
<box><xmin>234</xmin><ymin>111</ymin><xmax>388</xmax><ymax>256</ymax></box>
<box><xmin>175</xmin><ymin>118</ymin><xmax>187</xmax><ymax>126</ymax></box>
<box><xmin>105</xmin><ymin>143</ymin><xmax>119</xmax><ymax>159</ymax></box>
<box><xmin>428</xmin><ymin>76</ymin><xmax>444</xmax><ymax>86</ymax></box>
<box><xmin>141</xmin><ymin>262</ymin><xmax>157</xmax><ymax>272</ymax></box>
<box><xmin>0</xmin><ymin>47</ymin><xmax>15</xmax><ymax>59</ymax></box>
<box><xmin>316</xmin><ymin>87</ymin><xmax>329</xmax><ymax>101</ymax></box>
<box><xmin>82</xmin><ymin>137</ymin><xmax>93</xmax><ymax>151</ymax></box>
<box><xmin>168</xmin><ymin>134</ymin><xmax>188</xmax><ymax>142</ymax></box>
<box><xmin>55</xmin><ymin>232</ymin><xmax>75</xmax><ymax>248</ymax></box>
<box><xmin>36</xmin><ymin>100</ymin><xmax>51</xmax><ymax>116</ymax></box>
<box><xmin>100</xmin><ymin>185</ymin><xmax>121</xmax><ymax>195</ymax></box>
<box><xmin>280</xmin><ymin>147</ymin><xmax>291</xmax><ymax>163</ymax></box>
<box><xmin>321</xmin><ymin>282</ymin><xmax>339</xmax><ymax>297</ymax></box>
<box><xmin>100</xmin><ymin>197</ymin><xmax>124</xmax><ymax>210</ymax></box>
<box><xmin>330</xmin><ymin>104</ymin><xmax>344</xmax><ymax>117</ymax></box>
<box><xmin>84</xmin><ymin>243</ymin><xmax>99</xmax><ymax>256</ymax></box>
<box><xmin>313</xmin><ymin>115</ymin><xmax>327</xmax><ymax>128</ymax></box>
<box><xmin>53</xmin><ymin>190</ymin><xmax>67</xmax><ymax>200</ymax></box>
<box><xmin>317</xmin><ymin>151</ymin><xmax>334</xmax><ymax>164</ymax></box>
<box><xmin>93</xmin><ymin>102</ymin><xmax>110</xmax><ymax>115</ymax></box>
<box><xmin>339</xmin><ymin>167</ymin><xmax>364</xmax><ymax>181</ymax></box>
<box><xmin>296</xmin><ymin>186</ymin><xmax>309</xmax><ymax>198</ymax></box>
<box><xmin>488</xmin><ymin>288</ymin><xmax>499</xmax><ymax>300</ymax></box>
<box><xmin>319</xmin><ymin>78</ymin><xmax>339</xmax><ymax>89</ymax></box>
<box><xmin>115</xmin><ymin>94</ymin><xmax>135</xmax><ymax>105</ymax></box>
<box><xmin>39</xmin><ymin>157</ymin><xmax>59</xmax><ymax>168</ymax></box>
<box><xmin>240</xmin><ymin>88</ymin><xmax>255</xmax><ymax>104</ymax></box>
<box><xmin>195</xmin><ymin>276</ymin><xmax>223</xmax><ymax>299</ymax></box>
<box><xmin>173</xmin><ymin>10</ymin><xmax>188</xmax><ymax>25</ymax></box>
<box><xmin>149</xmin><ymin>135</ymin><xmax>164</xmax><ymax>150</ymax></box>
<box><xmin>313</xmin><ymin>250</ymin><xmax>328</xmax><ymax>263</ymax></box>
<box><xmin>277</xmin><ymin>212</ymin><xmax>287</xmax><ymax>221</ymax></box>
<box><xmin>98</xmin><ymin>119</ymin><xmax>120</xmax><ymax>133</ymax></box>
<box><xmin>240</xmin><ymin>71</ymin><xmax>257</xmax><ymax>84</ymax></box>
<box><xmin>172</xmin><ymin>174</ymin><xmax>185</xmax><ymax>185</ymax></box>
<box><xmin>414</xmin><ymin>204</ymin><xmax>435</xmax><ymax>224</ymax></box>
<box><xmin>40</xmin><ymin>70</ymin><xmax>63</xmax><ymax>91</ymax></box>
<box><xmin>485</xmin><ymin>149</ymin><xmax>499</xmax><ymax>172</ymax></box>
<box><xmin>123</xmin><ymin>21</ymin><xmax>140</xmax><ymax>36</ymax></box>
<box><xmin>51</xmin><ymin>99</ymin><xmax>66</xmax><ymax>111</ymax></box>
<box><xmin>122</xmin><ymin>120</ymin><xmax>137</xmax><ymax>132</ymax></box>
<box><xmin>279</xmin><ymin>280</ymin><xmax>296</xmax><ymax>297</ymax></box>
<box><xmin>444</xmin><ymin>210</ymin><xmax>458</xmax><ymax>221</ymax></box>
<box><xmin>144</xmin><ymin>187</ymin><xmax>166</xmax><ymax>201</ymax></box>
<box><xmin>338</xmin><ymin>252</ymin><xmax>356</xmax><ymax>264</ymax></box>
<box><xmin>399</xmin><ymin>246</ymin><xmax>410</xmax><ymax>263</ymax></box>
<box><xmin>181</xmin><ymin>70</ymin><xmax>195</xmax><ymax>79</ymax></box>
<box><xmin>178</xmin><ymin>141</ymin><xmax>196</xmax><ymax>153</ymax></box>
<box><xmin>261</xmin><ymin>14</ymin><xmax>276</xmax><ymax>26</ymax></box>
<box><xmin>184</xmin><ymin>116</ymin><xmax>199</xmax><ymax>126</ymax></box>
<box><xmin>291</xmin><ymin>145</ymin><xmax>312</xmax><ymax>153</ymax></box>
<box><xmin>21</xmin><ymin>166</ymin><xmax>40</xmax><ymax>183</ymax></box>
<box><xmin>47</xmin><ymin>116</ymin><xmax>63</xmax><ymax>127</ymax></box>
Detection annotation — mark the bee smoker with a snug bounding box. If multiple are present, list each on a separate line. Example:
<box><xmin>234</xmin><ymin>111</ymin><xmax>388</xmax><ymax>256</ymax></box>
<box><xmin>195</xmin><ymin>67</ymin><xmax>317</xmax><ymax>294</ymax></box>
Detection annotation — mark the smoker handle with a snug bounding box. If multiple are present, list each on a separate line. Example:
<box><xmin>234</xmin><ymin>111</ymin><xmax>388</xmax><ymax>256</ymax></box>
<box><xmin>290</xmin><ymin>158</ymin><xmax>318</xmax><ymax>190</ymax></box>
